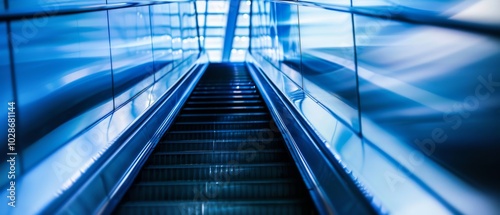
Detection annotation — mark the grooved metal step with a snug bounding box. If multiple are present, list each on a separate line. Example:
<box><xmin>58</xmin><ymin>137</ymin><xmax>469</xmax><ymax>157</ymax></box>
<box><xmin>123</xmin><ymin>179</ymin><xmax>305</xmax><ymax>201</ymax></box>
<box><xmin>186</xmin><ymin>99</ymin><xmax>262</xmax><ymax>106</ymax></box>
<box><xmin>156</xmin><ymin>139</ymin><xmax>286</xmax><ymax>152</ymax></box>
<box><xmin>196</xmin><ymin>82</ymin><xmax>254</xmax><ymax>86</ymax></box>
<box><xmin>146</xmin><ymin>149</ymin><xmax>287</xmax><ymax>165</ymax></box>
<box><xmin>137</xmin><ymin>163</ymin><xmax>298</xmax><ymax>182</ymax></box>
<box><xmin>181</xmin><ymin>106</ymin><xmax>266</xmax><ymax>114</ymax></box>
<box><xmin>195</xmin><ymin>85</ymin><xmax>256</xmax><ymax>90</ymax></box>
<box><xmin>164</xmin><ymin>129</ymin><xmax>282</xmax><ymax>141</ymax></box>
<box><xmin>118</xmin><ymin>199</ymin><xmax>315</xmax><ymax>215</ymax></box>
<box><xmin>196</xmin><ymin>81</ymin><xmax>254</xmax><ymax>85</ymax></box>
<box><xmin>116</xmin><ymin>199</ymin><xmax>313</xmax><ymax>215</ymax></box>
<box><xmin>171</xmin><ymin>120</ymin><xmax>272</xmax><ymax>131</ymax></box>
<box><xmin>177</xmin><ymin>112</ymin><xmax>270</xmax><ymax>122</ymax></box>
<box><xmin>192</xmin><ymin>90</ymin><xmax>258</xmax><ymax>95</ymax></box>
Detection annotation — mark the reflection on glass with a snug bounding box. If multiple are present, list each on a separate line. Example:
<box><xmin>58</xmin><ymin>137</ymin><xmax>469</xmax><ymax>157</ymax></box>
<box><xmin>0</xmin><ymin>23</ymin><xmax>12</xmax><ymax>188</ymax></box>
<box><xmin>151</xmin><ymin>4</ymin><xmax>174</xmax><ymax>79</ymax></box>
<box><xmin>108</xmin><ymin>6</ymin><xmax>154</xmax><ymax>107</ymax></box>
<box><xmin>353</xmin><ymin>0</ymin><xmax>500</xmax><ymax>25</ymax></box>
<box><xmin>299</xmin><ymin>6</ymin><xmax>360</xmax><ymax>132</ymax></box>
<box><xmin>250</xmin><ymin>0</ymin><xmax>500</xmax><ymax>214</ymax></box>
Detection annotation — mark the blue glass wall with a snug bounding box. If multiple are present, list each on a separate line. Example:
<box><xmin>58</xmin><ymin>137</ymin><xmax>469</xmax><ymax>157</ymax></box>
<box><xmin>0</xmin><ymin>1</ymin><xmax>201</xmax><ymax>213</ymax></box>
<box><xmin>195</xmin><ymin>0</ymin><xmax>251</xmax><ymax>62</ymax></box>
<box><xmin>249</xmin><ymin>0</ymin><xmax>500</xmax><ymax>214</ymax></box>
<box><xmin>13</xmin><ymin>10</ymin><xmax>115</xmax><ymax>171</ymax></box>
<box><xmin>0</xmin><ymin>22</ymin><xmax>13</xmax><ymax>186</ymax></box>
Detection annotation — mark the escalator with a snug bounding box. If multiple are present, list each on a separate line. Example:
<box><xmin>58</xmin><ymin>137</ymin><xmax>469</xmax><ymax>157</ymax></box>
<box><xmin>113</xmin><ymin>63</ymin><xmax>317</xmax><ymax>214</ymax></box>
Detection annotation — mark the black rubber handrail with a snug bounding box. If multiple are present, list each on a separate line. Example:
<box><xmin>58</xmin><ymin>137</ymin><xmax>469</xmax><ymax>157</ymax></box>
<box><xmin>0</xmin><ymin>0</ymin><xmax>194</xmax><ymax>21</ymax></box>
<box><xmin>265</xmin><ymin>0</ymin><xmax>500</xmax><ymax>37</ymax></box>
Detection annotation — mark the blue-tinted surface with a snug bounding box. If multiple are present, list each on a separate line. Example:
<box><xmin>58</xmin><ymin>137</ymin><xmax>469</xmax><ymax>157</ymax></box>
<box><xmin>170</xmin><ymin>3</ymin><xmax>183</xmax><ymax>65</ymax></box>
<box><xmin>0</xmin><ymin>22</ymin><xmax>13</xmax><ymax>187</ymax></box>
<box><xmin>275</xmin><ymin>3</ymin><xmax>302</xmax><ymax>87</ymax></box>
<box><xmin>0</xmin><ymin>0</ymin><xmax>498</xmax><ymax>214</ymax></box>
<box><xmin>355</xmin><ymin>15</ymin><xmax>500</xmax><ymax>212</ymax></box>
<box><xmin>250</xmin><ymin>1</ymin><xmax>354</xmax><ymax>142</ymax></box>
<box><xmin>150</xmin><ymin>4</ymin><xmax>174</xmax><ymax>80</ymax></box>
<box><xmin>353</xmin><ymin>0</ymin><xmax>500</xmax><ymax>25</ymax></box>
<box><xmin>250</xmin><ymin>0</ymin><xmax>500</xmax><ymax>214</ymax></box>
<box><xmin>299</xmin><ymin>6</ymin><xmax>360</xmax><ymax>132</ymax></box>
<box><xmin>196</xmin><ymin>0</ymin><xmax>229</xmax><ymax>61</ymax></box>
<box><xmin>180</xmin><ymin>2</ymin><xmax>199</xmax><ymax>60</ymax></box>
<box><xmin>3</xmin><ymin>115</ymin><xmax>114</xmax><ymax>215</ymax></box>
<box><xmin>267</xmin><ymin>2</ymin><xmax>279</xmax><ymax>68</ymax></box>
<box><xmin>195</xmin><ymin>0</ymin><xmax>249</xmax><ymax>62</ymax></box>
<box><xmin>108</xmin><ymin>6</ymin><xmax>154</xmax><ymax>107</ymax></box>
<box><xmin>249</xmin><ymin>1</ymin><xmax>262</xmax><ymax>57</ymax></box>
<box><xmin>307</xmin><ymin>0</ymin><xmax>351</xmax><ymax>6</ymax></box>
<box><xmin>7</xmin><ymin>0</ymin><xmax>105</xmax><ymax>10</ymax></box>
<box><xmin>252</xmin><ymin>1</ymin><xmax>279</xmax><ymax>68</ymax></box>
<box><xmin>0</xmin><ymin>2</ymin><xmax>207</xmax><ymax>214</ymax></box>
<box><xmin>0</xmin><ymin>16</ymin><xmax>204</xmax><ymax>215</ymax></box>
<box><xmin>12</xmin><ymin>11</ymin><xmax>113</xmax><ymax>171</ymax></box>
<box><xmin>229</xmin><ymin>1</ymin><xmax>251</xmax><ymax>62</ymax></box>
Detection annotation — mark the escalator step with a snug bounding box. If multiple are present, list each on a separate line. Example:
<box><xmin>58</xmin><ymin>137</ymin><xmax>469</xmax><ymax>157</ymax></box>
<box><xmin>137</xmin><ymin>163</ymin><xmax>297</xmax><ymax>182</ymax></box>
<box><xmin>195</xmin><ymin>85</ymin><xmax>256</xmax><ymax>90</ymax></box>
<box><xmin>171</xmin><ymin>120</ymin><xmax>272</xmax><ymax>131</ymax></box>
<box><xmin>116</xmin><ymin>199</ymin><xmax>312</xmax><ymax>215</ymax></box>
<box><xmin>176</xmin><ymin>112</ymin><xmax>270</xmax><ymax>122</ymax></box>
<box><xmin>191</xmin><ymin>90</ymin><xmax>258</xmax><ymax>95</ymax></box>
<box><xmin>196</xmin><ymin>82</ymin><xmax>254</xmax><ymax>86</ymax></box>
<box><xmin>123</xmin><ymin>179</ymin><xmax>305</xmax><ymax>201</ymax></box>
<box><xmin>189</xmin><ymin>94</ymin><xmax>261</xmax><ymax>100</ymax></box>
<box><xmin>197</xmin><ymin>80</ymin><xmax>254</xmax><ymax>85</ymax></box>
<box><xmin>164</xmin><ymin>129</ymin><xmax>282</xmax><ymax>141</ymax></box>
<box><xmin>156</xmin><ymin>139</ymin><xmax>286</xmax><ymax>152</ymax></box>
<box><xmin>181</xmin><ymin>106</ymin><xmax>265</xmax><ymax>114</ymax></box>
<box><xmin>185</xmin><ymin>99</ymin><xmax>262</xmax><ymax>107</ymax></box>
<box><xmin>146</xmin><ymin>149</ymin><xmax>287</xmax><ymax>165</ymax></box>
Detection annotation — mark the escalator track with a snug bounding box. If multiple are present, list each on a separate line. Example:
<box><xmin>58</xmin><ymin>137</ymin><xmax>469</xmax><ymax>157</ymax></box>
<box><xmin>113</xmin><ymin>63</ymin><xmax>317</xmax><ymax>214</ymax></box>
